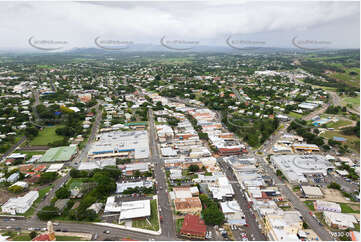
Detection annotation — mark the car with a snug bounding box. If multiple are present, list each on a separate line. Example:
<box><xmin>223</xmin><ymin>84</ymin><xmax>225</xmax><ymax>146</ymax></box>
<box><xmin>103</xmin><ymin>230</ymin><xmax>111</xmax><ymax>234</ymax></box>
<box><xmin>28</xmin><ymin>227</ymin><xmax>34</xmax><ymax>231</ymax></box>
<box><xmin>53</xmin><ymin>222</ymin><xmax>59</xmax><ymax>226</ymax></box>
<box><xmin>3</xmin><ymin>218</ymin><xmax>9</xmax><ymax>221</ymax></box>
<box><xmin>41</xmin><ymin>228</ymin><xmax>47</xmax><ymax>231</ymax></box>
<box><xmin>10</xmin><ymin>218</ymin><xmax>15</xmax><ymax>221</ymax></box>
<box><xmin>15</xmin><ymin>227</ymin><xmax>21</xmax><ymax>231</ymax></box>
<box><xmin>62</xmin><ymin>229</ymin><xmax>68</xmax><ymax>232</ymax></box>
<box><xmin>55</xmin><ymin>229</ymin><xmax>61</xmax><ymax>232</ymax></box>
<box><xmin>35</xmin><ymin>228</ymin><xmax>41</xmax><ymax>231</ymax></box>
<box><xmin>6</xmin><ymin>226</ymin><xmax>12</xmax><ymax>229</ymax></box>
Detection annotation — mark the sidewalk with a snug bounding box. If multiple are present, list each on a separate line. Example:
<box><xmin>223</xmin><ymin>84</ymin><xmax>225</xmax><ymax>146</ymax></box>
<box><xmin>93</xmin><ymin>222</ymin><xmax>161</xmax><ymax>235</ymax></box>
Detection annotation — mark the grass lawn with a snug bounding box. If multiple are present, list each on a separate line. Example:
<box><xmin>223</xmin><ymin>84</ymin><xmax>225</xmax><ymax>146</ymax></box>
<box><xmin>320</xmin><ymin>130</ymin><xmax>360</xmax><ymax>153</ymax></box>
<box><xmin>30</xmin><ymin>125</ymin><xmax>65</xmax><ymax>146</ymax></box>
<box><xmin>22</xmin><ymin>185</ymin><xmax>53</xmax><ymax>217</ymax></box>
<box><xmin>132</xmin><ymin>199</ymin><xmax>159</xmax><ymax>231</ymax></box>
<box><xmin>11</xmin><ymin>233</ymin><xmax>84</xmax><ymax>241</ymax></box>
<box><xmin>304</xmin><ymin>201</ymin><xmax>315</xmax><ymax>211</ymax></box>
<box><xmin>339</xmin><ymin>203</ymin><xmax>360</xmax><ymax>213</ymax></box>
<box><xmin>343</xmin><ymin>95</ymin><xmax>360</xmax><ymax>107</ymax></box>
<box><xmin>67</xmin><ymin>178</ymin><xmax>85</xmax><ymax>190</ymax></box>
<box><xmin>354</xmin><ymin>223</ymin><xmax>360</xmax><ymax>232</ymax></box>
<box><xmin>176</xmin><ymin>218</ymin><xmax>184</xmax><ymax>233</ymax></box>
<box><xmin>326</xmin><ymin>119</ymin><xmax>353</xmax><ymax>129</ymax></box>
<box><xmin>56</xmin><ymin>235</ymin><xmax>84</xmax><ymax>241</ymax></box>
<box><xmin>288</xmin><ymin>112</ymin><xmax>303</xmax><ymax>119</ymax></box>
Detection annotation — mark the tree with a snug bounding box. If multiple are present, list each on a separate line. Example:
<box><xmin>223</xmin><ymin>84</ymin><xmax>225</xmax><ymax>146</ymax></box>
<box><xmin>328</xmin><ymin>182</ymin><xmax>341</xmax><ymax>190</ymax></box>
<box><xmin>25</xmin><ymin>127</ymin><xmax>39</xmax><ymax>138</ymax></box>
<box><xmin>37</xmin><ymin>206</ymin><xmax>59</xmax><ymax>221</ymax></box>
<box><xmin>8</xmin><ymin>185</ymin><xmax>24</xmax><ymax>193</ymax></box>
<box><xmin>29</xmin><ymin>231</ymin><xmax>38</xmax><ymax>239</ymax></box>
<box><xmin>56</xmin><ymin>187</ymin><xmax>70</xmax><ymax>199</ymax></box>
<box><xmin>134</xmin><ymin>170</ymin><xmax>141</xmax><ymax>177</ymax></box>
<box><xmin>202</xmin><ymin>206</ymin><xmax>225</xmax><ymax>226</ymax></box>
<box><xmin>38</xmin><ymin>172</ymin><xmax>58</xmax><ymax>184</ymax></box>
<box><xmin>188</xmin><ymin>164</ymin><xmax>200</xmax><ymax>173</ymax></box>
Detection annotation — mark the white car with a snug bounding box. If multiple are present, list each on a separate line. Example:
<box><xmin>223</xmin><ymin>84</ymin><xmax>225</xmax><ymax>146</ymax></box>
<box><xmin>28</xmin><ymin>227</ymin><xmax>34</xmax><ymax>231</ymax></box>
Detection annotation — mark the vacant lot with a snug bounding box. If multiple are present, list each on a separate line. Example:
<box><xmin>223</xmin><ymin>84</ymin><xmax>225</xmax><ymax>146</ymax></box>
<box><xmin>30</xmin><ymin>125</ymin><xmax>64</xmax><ymax>146</ymax></box>
<box><xmin>132</xmin><ymin>199</ymin><xmax>159</xmax><ymax>231</ymax></box>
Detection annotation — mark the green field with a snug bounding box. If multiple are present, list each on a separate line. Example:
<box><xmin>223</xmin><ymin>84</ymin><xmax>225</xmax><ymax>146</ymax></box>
<box><xmin>67</xmin><ymin>178</ymin><xmax>85</xmax><ymax>190</ymax></box>
<box><xmin>343</xmin><ymin>95</ymin><xmax>360</xmax><ymax>109</ymax></box>
<box><xmin>132</xmin><ymin>199</ymin><xmax>159</xmax><ymax>231</ymax></box>
<box><xmin>304</xmin><ymin>201</ymin><xmax>315</xmax><ymax>211</ymax></box>
<box><xmin>30</xmin><ymin>125</ymin><xmax>65</xmax><ymax>146</ymax></box>
<box><xmin>339</xmin><ymin>203</ymin><xmax>360</xmax><ymax>213</ymax></box>
<box><xmin>10</xmin><ymin>233</ymin><xmax>83</xmax><ymax>241</ymax></box>
<box><xmin>326</xmin><ymin>119</ymin><xmax>353</xmax><ymax>129</ymax></box>
<box><xmin>320</xmin><ymin>130</ymin><xmax>360</xmax><ymax>153</ymax></box>
<box><xmin>328</xmin><ymin>67</ymin><xmax>360</xmax><ymax>88</ymax></box>
<box><xmin>288</xmin><ymin>112</ymin><xmax>303</xmax><ymax>119</ymax></box>
<box><xmin>176</xmin><ymin>218</ymin><xmax>184</xmax><ymax>233</ymax></box>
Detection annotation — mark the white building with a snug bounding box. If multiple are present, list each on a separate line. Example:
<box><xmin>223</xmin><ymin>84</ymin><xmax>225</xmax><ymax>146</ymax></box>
<box><xmin>1</xmin><ymin>191</ymin><xmax>39</xmax><ymax>214</ymax></box>
<box><xmin>323</xmin><ymin>211</ymin><xmax>357</xmax><ymax>230</ymax></box>
<box><xmin>314</xmin><ymin>200</ymin><xmax>341</xmax><ymax>213</ymax></box>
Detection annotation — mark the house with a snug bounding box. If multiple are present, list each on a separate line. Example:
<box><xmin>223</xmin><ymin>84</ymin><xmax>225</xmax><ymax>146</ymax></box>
<box><xmin>54</xmin><ymin>199</ymin><xmax>70</xmax><ymax>213</ymax></box>
<box><xmin>88</xmin><ymin>203</ymin><xmax>103</xmax><ymax>214</ymax></box>
<box><xmin>1</xmin><ymin>191</ymin><xmax>39</xmax><ymax>214</ymax></box>
<box><xmin>172</xmin><ymin>186</ymin><xmax>199</xmax><ymax>199</ymax></box>
<box><xmin>7</xmin><ymin>173</ymin><xmax>20</xmax><ymax>183</ymax></box>
<box><xmin>314</xmin><ymin>200</ymin><xmax>341</xmax><ymax>213</ymax></box>
<box><xmin>10</xmin><ymin>181</ymin><xmax>28</xmax><ymax>189</ymax></box>
<box><xmin>323</xmin><ymin>211</ymin><xmax>357</xmax><ymax>230</ymax></box>
<box><xmin>220</xmin><ymin>200</ymin><xmax>246</xmax><ymax>225</ymax></box>
<box><xmin>174</xmin><ymin>197</ymin><xmax>202</xmax><ymax>214</ymax></box>
<box><xmin>180</xmin><ymin>214</ymin><xmax>207</xmax><ymax>239</ymax></box>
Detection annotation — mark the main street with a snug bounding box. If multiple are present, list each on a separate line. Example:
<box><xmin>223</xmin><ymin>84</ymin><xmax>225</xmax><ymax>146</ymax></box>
<box><xmin>217</xmin><ymin>158</ymin><xmax>266</xmax><ymax>241</ymax></box>
<box><xmin>148</xmin><ymin>108</ymin><xmax>177</xmax><ymax>240</ymax></box>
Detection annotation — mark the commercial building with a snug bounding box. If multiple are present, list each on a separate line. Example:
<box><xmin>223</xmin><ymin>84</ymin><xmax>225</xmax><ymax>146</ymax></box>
<box><xmin>208</xmin><ymin>176</ymin><xmax>234</xmax><ymax>201</ymax></box>
<box><xmin>104</xmin><ymin>196</ymin><xmax>151</xmax><ymax>222</ymax></box>
<box><xmin>174</xmin><ymin>197</ymin><xmax>202</xmax><ymax>214</ymax></box>
<box><xmin>1</xmin><ymin>191</ymin><xmax>39</xmax><ymax>214</ymax></box>
<box><xmin>270</xmin><ymin>155</ymin><xmax>334</xmax><ymax>184</ymax></box>
<box><xmin>89</xmin><ymin>131</ymin><xmax>149</xmax><ymax>160</ymax></box>
<box><xmin>46</xmin><ymin>163</ymin><xmax>64</xmax><ymax>172</ymax></box>
<box><xmin>116</xmin><ymin>181</ymin><xmax>153</xmax><ymax>194</ymax></box>
<box><xmin>292</xmin><ymin>143</ymin><xmax>320</xmax><ymax>152</ymax></box>
<box><xmin>314</xmin><ymin>200</ymin><xmax>341</xmax><ymax>213</ymax></box>
<box><xmin>78</xmin><ymin>159</ymin><xmax>116</xmax><ymax>170</ymax></box>
<box><xmin>265</xmin><ymin>211</ymin><xmax>303</xmax><ymax>241</ymax></box>
<box><xmin>180</xmin><ymin>214</ymin><xmax>207</xmax><ymax>239</ymax></box>
<box><xmin>301</xmin><ymin>186</ymin><xmax>324</xmax><ymax>198</ymax></box>
<box><xmin>323</xmin><ymin>211</ymin><xmax>357</xmax><ymax>230</ymax></box>
<box><xmin>40</xmin><ymin>146</ymin><xmax>77</xmax><ymax>163</ymax></box>
<box><xmin>220</xmin><ymin>200</ymin><xmax>246</xmax><ymax>225</ymax></box>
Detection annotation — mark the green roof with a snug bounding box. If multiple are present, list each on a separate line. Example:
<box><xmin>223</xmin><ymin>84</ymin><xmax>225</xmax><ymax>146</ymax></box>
<box><xmin>124</xmin><ymin>122</ymin><xmax>147</xmax><ymax>126</ymax></box>
<box><xmin>40</xmin><ymin>146</ymin><xmax>77</xmax><ymax>162</ymax></box>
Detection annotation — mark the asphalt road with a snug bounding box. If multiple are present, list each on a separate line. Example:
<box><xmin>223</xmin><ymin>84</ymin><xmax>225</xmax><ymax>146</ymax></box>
<box><xmin>148</xmin><ymin>108</ymin><xmax>177</xmax><ymax>240</ymax></box>
<box><xmin>0</xmin><ymin>136</ymin><xmax>26</xmax><ymax>162</ymax></box>
<box><xmin>0</xmin><ymin>219</ymin><xmax>171</xmax><ymax>241</ymax></box>
<box><xmin>217</xmin><ymin>158</ymin><xmax>266</xmax><ymax>241</ymax></box>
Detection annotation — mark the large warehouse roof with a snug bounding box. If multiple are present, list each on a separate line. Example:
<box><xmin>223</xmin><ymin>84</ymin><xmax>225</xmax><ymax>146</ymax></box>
<box><xmin>40</xmin><ymin>146</ymin><xmax>77</xmax><ymax>162</ymax></box>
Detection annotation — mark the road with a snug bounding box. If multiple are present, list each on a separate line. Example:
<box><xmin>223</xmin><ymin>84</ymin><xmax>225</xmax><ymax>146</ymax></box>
<box><xmin>231</xmin><ymin>87</ymin><xmax>246</xmax><ymax>103</ymax></box>
<box><xmin>0</xmin><ymin>220</ymin><xmax>171</xmax><ymax>241</ymax></box>
<box><xmin>218</xmin><ymin>158</ymin><xmax>266</xmax><ymax>241</ymax></box>
<box><xmin>329</xmin><ymin>91</ymin><xmax>359</xmax><ymax>115</ymax></box>
<box><xmin>148</xmin><ymin>108</ymin><xmax>177</xmax><ymax>240</ymax></box>
<box><xmin>32</xmin><ymin>102</ymin><xmax>103</xmax><ymax>218</ymax></box>
<box><xmin>256</xmin><ymin>157</ymin><xmax>334</xmax><ymax>241</ymax></box>
<box><xmin>0</xmin><ymin>136</ymin><xmax>26</xmax><ymax>162</ymax></box>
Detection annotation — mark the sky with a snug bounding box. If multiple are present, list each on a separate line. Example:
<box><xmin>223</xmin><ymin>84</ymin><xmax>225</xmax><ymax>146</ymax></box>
<box><xmin>0</xmin><ymin>1</ymin><xmax>359</xmax><ymax>51</ymax></box>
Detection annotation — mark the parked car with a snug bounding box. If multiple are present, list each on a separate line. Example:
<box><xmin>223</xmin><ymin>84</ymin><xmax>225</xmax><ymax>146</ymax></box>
<box><xmin>103</xmin><ymin>230</ymin><xmax>111</xmax><ymax>234</ymax></box>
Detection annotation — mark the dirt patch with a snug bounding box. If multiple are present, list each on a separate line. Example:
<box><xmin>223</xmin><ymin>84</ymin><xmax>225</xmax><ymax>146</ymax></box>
<box><xmin>323</xmin><ymin>188</ymin><xmax>358</xmax><ymax>204</ymax></box>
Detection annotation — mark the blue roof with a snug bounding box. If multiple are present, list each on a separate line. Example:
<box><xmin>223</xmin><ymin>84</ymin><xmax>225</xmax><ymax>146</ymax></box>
<box><xmin>333</xmin><ymin>136</ymin><xmax>346</xmax><ymax>142</ymax></box>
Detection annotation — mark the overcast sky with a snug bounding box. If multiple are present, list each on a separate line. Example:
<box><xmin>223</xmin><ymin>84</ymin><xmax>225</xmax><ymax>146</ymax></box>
<box><xmin>0</xmin><ymin>1</ymin><xmax>359</xmax><ymax>51</ymax></box>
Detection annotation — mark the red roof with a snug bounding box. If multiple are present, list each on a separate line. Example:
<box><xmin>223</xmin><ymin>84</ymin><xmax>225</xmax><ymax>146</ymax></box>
<box><xmin>32</xmin><ymin>234</ymin><xmax>51</xmax><ymax>241</ymax></box>
<box><xmin>180</xmin><ymin>214</ymin><xmax>207</xmax><ymax>238</ymax></box>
